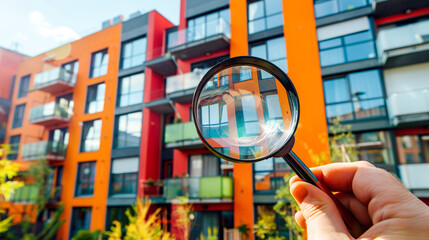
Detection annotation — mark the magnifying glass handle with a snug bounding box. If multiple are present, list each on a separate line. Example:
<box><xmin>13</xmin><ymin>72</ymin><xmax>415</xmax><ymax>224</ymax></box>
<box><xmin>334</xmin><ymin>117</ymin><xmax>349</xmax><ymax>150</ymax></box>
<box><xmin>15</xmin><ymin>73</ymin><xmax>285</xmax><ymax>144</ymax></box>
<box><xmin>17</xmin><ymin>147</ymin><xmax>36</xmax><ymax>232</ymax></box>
<box><xmin>283</xmin><ymin>151</ymin><xmax>366</xmax><ymax>238</ymax></box>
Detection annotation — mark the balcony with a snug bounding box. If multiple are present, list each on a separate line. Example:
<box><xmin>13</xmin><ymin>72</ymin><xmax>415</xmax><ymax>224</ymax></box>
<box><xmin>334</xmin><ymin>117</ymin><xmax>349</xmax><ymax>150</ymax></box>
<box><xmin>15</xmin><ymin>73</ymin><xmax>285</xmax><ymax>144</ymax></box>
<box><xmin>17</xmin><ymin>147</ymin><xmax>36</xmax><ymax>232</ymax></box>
<box><xmin>387</xmin><ymin>89</ymin><xmax>429</xmax><ymax>126</ymax></box>
<box><xmin>12</xmin><ymin>185</ymin><xmax>39</xmax><ymax>203</ymax></box>
<box><xmin>34</xmin><ymin>67</ymin><xmax>77</xmax><ymax>94</ymax></box>
<box><xmin>166</xmin><ymin>68</ymin><xmax>209</xmax><ymax>103</ymax></box>
<box><xmin>164</xmin><ymin>122</ymin><xmax>203</xmax><ymax>149</ymax></box>
<box><xmin>22</xmin><ymin>141</ymin><xmax>67</xmax><ymax>161</ymax></box>
<box><xmin>377</xmin><ymin>19</ymin><xmax>429</xmax><ymax>68</ymax></box>
<box><xmin>374</xmin><ymin>0</ymin><xmax>429</xmax><ymax>18</ymax></box>
<box><xmin>29</xmin><ymin>101</ymin><xmax>72</xmax><ymax>126</ymax></box>
<box><xmin>167</xmin><ymin>18</ymin><xmax>230</xmax><ymax>60</ymax></box>
<box><xmin>399</xmin><ymin>163</ymin><xmax>429</xmax><ymax>194</ymax></box>
<box><xmin>144</xmin><ymin>176</ymin><xmax>233</xmax><ymax>203</ymax></box>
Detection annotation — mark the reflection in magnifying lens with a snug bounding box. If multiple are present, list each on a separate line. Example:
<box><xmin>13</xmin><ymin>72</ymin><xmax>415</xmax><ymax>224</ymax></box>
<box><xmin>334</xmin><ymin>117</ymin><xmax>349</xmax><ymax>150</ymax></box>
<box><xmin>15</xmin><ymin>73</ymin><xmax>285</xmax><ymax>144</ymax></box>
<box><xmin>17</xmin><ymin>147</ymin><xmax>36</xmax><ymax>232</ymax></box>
<box><xmin>196</xmin><ymin>65</ymin><xmax>296</xmax><ymax>161</ymax></box>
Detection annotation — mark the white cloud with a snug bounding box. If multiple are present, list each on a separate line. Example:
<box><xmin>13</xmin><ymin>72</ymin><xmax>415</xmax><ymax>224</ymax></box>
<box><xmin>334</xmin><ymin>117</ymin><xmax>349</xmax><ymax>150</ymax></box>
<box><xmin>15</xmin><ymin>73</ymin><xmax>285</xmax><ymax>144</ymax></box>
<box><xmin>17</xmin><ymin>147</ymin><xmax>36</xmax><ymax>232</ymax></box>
<box><xmin>29</xmin><ymin>11</ymin><xmax>81</xmax><ymax>43</ymax></box>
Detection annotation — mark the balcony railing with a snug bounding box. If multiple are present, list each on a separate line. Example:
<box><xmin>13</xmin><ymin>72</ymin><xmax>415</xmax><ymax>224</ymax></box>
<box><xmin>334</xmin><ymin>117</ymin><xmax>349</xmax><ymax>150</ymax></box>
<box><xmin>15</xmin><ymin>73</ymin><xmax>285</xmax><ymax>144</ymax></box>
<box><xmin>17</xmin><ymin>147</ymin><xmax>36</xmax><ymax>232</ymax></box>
<box><xmin>29</xmin><ymin>101</ymin><xmax>72</xmax><ymax>125</ymax></box>
<box><xmin>166</xmin><ymin>68</ymin><xmax>209</xmax><ymax>95</ymax></box>
<box><xmin>34</xmin><ymin>67</ymin><xmax>77</xmax><ymax>93</ymax></box>
<box><xmin>22</xmin><ymin>141</ymin><xmax>67</xmax><ymax>161</ymax></box>
<box><xmin>166</xmin><ymin>18</ymin><xmax>231</xmax><ymax>59</ymax></box>
<box><xmin>12</xmin><ymin>185</ymin><xmax>39</xmax><ymax>203</ymax></box>
<box><xmin>387</xmin><ymin>88</ymin><xmax>429</xmax><ymax>125</ymax></box>
<box><xmin>164</xmin><ymin>122</ymin><xmax>199</xmax><ymax>147</ymax></box>
<box><xmin>162</xmin><ymin>176</ymin><xmax>233</xmax><ymax>201</ymax></box>
<box><xmin>399</xmin><ymin>163</ymin><xmax>429</xmax><ymax>190</ymax></box>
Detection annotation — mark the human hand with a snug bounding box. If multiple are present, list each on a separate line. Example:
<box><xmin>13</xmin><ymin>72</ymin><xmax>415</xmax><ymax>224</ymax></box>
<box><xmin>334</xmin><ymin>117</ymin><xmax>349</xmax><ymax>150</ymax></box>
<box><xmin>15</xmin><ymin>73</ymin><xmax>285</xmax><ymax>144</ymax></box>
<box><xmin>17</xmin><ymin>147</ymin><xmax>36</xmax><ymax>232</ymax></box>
<box><xmin>290</xmin><ymin>161</ymin><xmax>429</xmax><ymax>239</ymax></box>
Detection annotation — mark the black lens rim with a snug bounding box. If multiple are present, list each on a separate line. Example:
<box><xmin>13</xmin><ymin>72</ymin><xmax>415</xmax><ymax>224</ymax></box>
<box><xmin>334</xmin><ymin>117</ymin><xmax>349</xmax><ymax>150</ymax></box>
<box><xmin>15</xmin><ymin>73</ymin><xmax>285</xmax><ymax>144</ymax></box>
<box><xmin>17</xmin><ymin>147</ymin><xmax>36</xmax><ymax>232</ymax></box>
<box><xmin>192</xmin><ymin>56</ymin><xmax>300</xmax><ymax>163</ymax></box>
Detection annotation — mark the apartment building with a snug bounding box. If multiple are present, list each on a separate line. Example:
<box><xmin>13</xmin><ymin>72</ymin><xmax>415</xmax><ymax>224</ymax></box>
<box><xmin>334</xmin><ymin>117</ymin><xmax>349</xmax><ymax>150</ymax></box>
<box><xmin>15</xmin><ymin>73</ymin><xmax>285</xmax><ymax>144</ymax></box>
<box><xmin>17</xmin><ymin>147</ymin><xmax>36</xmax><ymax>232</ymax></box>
<box><xmin>3</xmin><ymin>0</ymin><xmax>429</xmax><ymax>239</ymax></box>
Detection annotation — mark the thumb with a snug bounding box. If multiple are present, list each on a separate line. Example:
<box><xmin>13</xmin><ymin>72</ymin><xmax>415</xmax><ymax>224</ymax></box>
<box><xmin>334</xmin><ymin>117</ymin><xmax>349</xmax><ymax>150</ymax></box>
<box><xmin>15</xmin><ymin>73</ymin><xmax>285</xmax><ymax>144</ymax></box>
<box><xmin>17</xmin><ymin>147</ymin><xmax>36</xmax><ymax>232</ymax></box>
<box><xmin>290</xmin><ymin>181</ymin><xmax>352</xmax><ymax>240</ymax></box>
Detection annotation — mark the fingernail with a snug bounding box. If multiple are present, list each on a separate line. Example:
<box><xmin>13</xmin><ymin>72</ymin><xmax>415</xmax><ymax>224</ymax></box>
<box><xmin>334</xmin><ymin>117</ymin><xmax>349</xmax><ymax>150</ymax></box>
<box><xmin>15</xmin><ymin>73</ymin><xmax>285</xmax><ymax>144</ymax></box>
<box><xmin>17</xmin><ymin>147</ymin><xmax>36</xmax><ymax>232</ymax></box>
<box><xmin>291</xmin><ymin>183</ymin><xmax>308</xmax><ymax>204</ymax></box>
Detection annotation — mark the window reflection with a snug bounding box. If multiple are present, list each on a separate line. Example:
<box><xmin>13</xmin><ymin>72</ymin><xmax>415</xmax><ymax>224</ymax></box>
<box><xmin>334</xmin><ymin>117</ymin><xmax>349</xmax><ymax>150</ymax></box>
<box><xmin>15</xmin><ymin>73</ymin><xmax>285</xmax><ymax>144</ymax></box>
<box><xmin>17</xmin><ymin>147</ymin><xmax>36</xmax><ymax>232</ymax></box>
<box><xmin>201</xmin><ymin>102</ymin><xmax>228</xmax><ymax>138</ymax></box>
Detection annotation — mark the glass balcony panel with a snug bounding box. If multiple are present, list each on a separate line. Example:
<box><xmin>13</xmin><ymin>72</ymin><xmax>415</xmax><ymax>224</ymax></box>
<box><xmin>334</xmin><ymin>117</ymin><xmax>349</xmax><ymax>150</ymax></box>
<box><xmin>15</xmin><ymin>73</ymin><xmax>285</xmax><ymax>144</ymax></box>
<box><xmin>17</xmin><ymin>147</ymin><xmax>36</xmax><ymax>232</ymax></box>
<box><xmin>164</xmin><ymin>122</ymin><xmax>199</xmax><ymax>144</ymax></box>
<box><xmin>378</xmin><ymin>19</ymin><xmax>429</xmax><ymax>52</ymax></box>
<box><xmin>34</xmin><ymin>67</ymin><xmax>77</xmax><ymax>89</ymax></box>
<box><xmin>166</xmin><ymin>69</ymin><xmax>209</xmax><ymax>95</ymax></box>
<box><xmin>22</xmin><ymin>141</ymin><xmax>67</xmax><ymax>161</ymax></box>
<box><xmin>163</xmin><ymin>176</ymin><xmax>233</xmax><ymax>200</ymax></box>
<box><xmin>29</xmin><ymin>102</ymin><xmax>72</xmax><ymax>123</ymax></box>
<box><xmin>387</xmin><ymin>88</ymin><xmax>429</xmax><ymax>119</ymax></box>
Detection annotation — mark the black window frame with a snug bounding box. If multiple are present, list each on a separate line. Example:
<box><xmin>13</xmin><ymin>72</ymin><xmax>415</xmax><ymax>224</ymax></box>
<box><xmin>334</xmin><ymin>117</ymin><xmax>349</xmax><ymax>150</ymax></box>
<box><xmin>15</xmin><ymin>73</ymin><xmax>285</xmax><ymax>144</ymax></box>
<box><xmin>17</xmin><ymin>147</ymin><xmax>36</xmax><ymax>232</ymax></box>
<box><xmin>85</xmin><ymin>82</ymin><xmax>105</xmax><ymax>114</ymax></box>
<box><xmin>17</xmin><ymin>75</ymin><xmax>30</xmax><ymax>98</ymax></box>
<box><xmin>89</xmin><ymin>48</ymin><xmax>108</xmax><ymax>78</ymax></box>
<box><xmin>8</xmin><ymin>135</ymin><xmax>21</xmax><ymax>160</ymax></box>
<box><xmin>314</xmin><ymin>0</ymin><xmax>372</xmax><ymax>19</ymax></box>
<box><xmin>70</xmin><ymin>207</ymin><xmax>92</xmax><ymax>239</ymax></box>
<box><xmin>117</xmin><ymin>72</ymin><xmax>145</xmax><ymax>107</ymax></box>
<box><xmin>250</xmin><ymin>35</ymin><xmax>288</xmax><ymax>73</ymax></box>
<box><xmin>80</xmin><ymin>119</ymin><xmax>102</xmax><ymax>152</ymax></box>
<box><xmin>322</xmin><ymin>69</ymin><xmax>387</xmax><ymax>124</ymax></box>
<box><xmin>113</xmin><ymin>111</ymin><xmax>143</xmax><ymax>149</ymax></box>
<box><xmin>247</xmin><ymin>0</ymin><xmax>284</xmax><ymax>35</ymax></box>
<box><xmin>75</xmin><ymin>161</ymin><xmax>96</xmax><ymax>197</ymax></box>
<box><xmin>120</xmin><ymin>36</ymin><xmax>147</xmax><ymax>70</ymax></box>
<box><xmin>12</xmin><ymin>104</ymin><xmax>25</xmax><ymax>129</ymax></box>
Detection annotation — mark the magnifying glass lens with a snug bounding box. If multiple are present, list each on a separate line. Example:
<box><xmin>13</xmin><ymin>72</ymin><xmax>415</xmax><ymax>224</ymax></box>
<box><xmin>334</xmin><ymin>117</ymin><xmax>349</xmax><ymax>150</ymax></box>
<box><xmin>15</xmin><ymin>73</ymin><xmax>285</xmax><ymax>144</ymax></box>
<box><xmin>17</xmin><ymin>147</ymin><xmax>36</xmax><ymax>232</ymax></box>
<box><xmin>195</xmin><ymin>65</ymin><xmax>298</xmax><ymax>162</ymax></box>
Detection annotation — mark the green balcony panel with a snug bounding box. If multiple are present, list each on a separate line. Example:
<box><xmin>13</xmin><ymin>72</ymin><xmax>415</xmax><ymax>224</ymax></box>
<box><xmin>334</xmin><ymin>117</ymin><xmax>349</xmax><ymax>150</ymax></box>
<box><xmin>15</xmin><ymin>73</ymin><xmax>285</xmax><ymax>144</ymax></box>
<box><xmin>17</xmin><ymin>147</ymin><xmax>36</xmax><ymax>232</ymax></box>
<box><xmin>164</xmin><ymin>124</ymin><xmax>183</xmax><ymax>143</ymax></box>
<box><xmin>199</xmin><ymin>176</ymin><xmax>233</xmax><ymax>199</ymax></box>
<box><xmin>13</xmin><ymin>185</ymin><xmax>39</xmax><ymax>202</ymax></box>
<box><xmin>183</xmin><ymin>122</ymin><xmax>199</xmax><ymax>141</ymax></box>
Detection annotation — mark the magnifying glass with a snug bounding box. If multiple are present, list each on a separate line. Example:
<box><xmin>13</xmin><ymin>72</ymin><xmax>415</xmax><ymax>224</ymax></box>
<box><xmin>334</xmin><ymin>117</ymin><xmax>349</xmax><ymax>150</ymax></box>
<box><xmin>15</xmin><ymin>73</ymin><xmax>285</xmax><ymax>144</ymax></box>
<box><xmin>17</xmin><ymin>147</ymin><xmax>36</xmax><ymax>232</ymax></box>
<box><xmin>192</xmin><ymin>56</ymin><xmax>365</xmax><ymax>238</ymax></box>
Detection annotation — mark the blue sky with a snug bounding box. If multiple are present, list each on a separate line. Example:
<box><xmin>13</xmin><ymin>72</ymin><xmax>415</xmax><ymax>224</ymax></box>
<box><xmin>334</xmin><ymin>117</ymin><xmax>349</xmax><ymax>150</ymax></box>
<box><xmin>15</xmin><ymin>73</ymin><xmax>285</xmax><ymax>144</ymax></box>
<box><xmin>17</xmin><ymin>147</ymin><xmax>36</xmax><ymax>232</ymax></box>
<box><xmin>0</xmin><ymin>0</ymin><xmax>180</xmax><ymax>56</ymax></box>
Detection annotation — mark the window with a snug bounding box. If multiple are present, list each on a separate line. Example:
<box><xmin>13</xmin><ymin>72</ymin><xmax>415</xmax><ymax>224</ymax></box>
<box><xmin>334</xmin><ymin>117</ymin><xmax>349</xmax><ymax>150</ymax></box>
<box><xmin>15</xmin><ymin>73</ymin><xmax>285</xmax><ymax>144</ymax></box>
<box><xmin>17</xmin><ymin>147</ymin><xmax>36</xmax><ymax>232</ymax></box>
<box><xmin>200</xmin><ymin>102</ymin><xmax>228</xmax><ymax>138</ymax></box>
<box><xmin>90</xmin><ymin>49</ymin><xmax>108</xmax><ymax>78</ymax></box>
<box><xmin>190</xmin><ymin>212</ymin><xmax>223</xmax><ymax>240</ymax></box>
<box><xmin>121</xmin><ymin>37</ymin><xmax>147</xmax><ymax>69</ymax></box>
<box><xmin>118</xmin><ymin>73</ymin><xmax>145</xmax><ymax>107</ymax></box>
<box><xmin>110</xmin><ymin>158</ymin><xmax>139</xmax><ymax>195</ymax></box>
<box><xmin>114</xmin><ymin>112</ymin><xmax>142</xmax><ymax>149</ymax></box>
<box><xmin>235</xmin><ymin>95</ymin><xmax>260</xmax><ymax>137</ymax></box>
<box><xmin>189</xmin><ymin>155</ymin><xmax>220</xmax><ymax>177</ymax></box>
<box><xmin>239</xmin><ymin>146</ymin><xmax>262</xmax><ymax>160</ymax></box>
<box><xmin>12</xmin><ymin>104</ymin><xmax>25</xmax><ymax>129</ymax></box>
<box><xmin>18</xmin><ymin>75</ymin><xmax>30</xmax><ymax>98</ymax></box>
<box><xmin>314</xmin><ymin>0</ymin><xmax>371</xmax><ymax>18</ymax></box>
<box><xmin>8</xmin><ymin>135</ymin><xmax>21</xmax><ymax>160</ymax></box>
<box><xmin>250</xmin><ymin>36</ymin><xmax>287</xmax><ymax>73</ymax></box>
<box><xmin>263</xmin><ymin>93</ymin><xmax>284</xmax><ymax>128</ymax></box>
<box><xmin>75</xmin><ymin>162</ymin><xmax>96</xmax><ymax>196</ymax></box>
<box><xmin>106</xmin><ymin>207</ymin><xmax>133</xmax><ymax>230</ymax></box>
<box><xmin>356</xmin><ymin>131</ymin><xmax>395</xmax><ymax>166</ymax></box>
<box><xmin>248</xmin><ymin>0</ymin><xmax>283</xmax><ymax>34</ymax></box>
<box><xmin>239</xmin><ymin>67</ymin><xmax>252</xmax><ymax>81</ymax></box>
<box><xmin>61</xmin><ymin>60</ymin><xmax>79</xmax><ymax>84</ymax></box>
<box><xmin>396</xmin><ymin>135</ymin><xmax>429</xmax><ymax>164</ymax></box>
<box><xmin>85</xmin><ymin>82</ymin><xmax>105</xmax><ymax>114</ymax></box>
<box><xmin>81</xmin><ymin>119</ymin><xmax>102</xmax><ymax>152</ymax></box>
<box><xmin>255</xmin><ymin>205</ymin><xmax>289</xmax><ymax>237</ymax></box>
<box><xmin>186</xmin><ymin>8</ymin><xmax>230</xmax><ymax>43</ymax></box>
<box><xmin>70</xmin><ymin>207</ymin><xmax>92</xmax><ymax>239</ymax></box>
<box><xmin>254</xmin><ymin>156</ymin><xmax>291</xmax><ymax>191</ymax></box>
<box><xmin>323</xmin><ymin>69</ymin><xmax>386</xmax><ymax>123</ymax></box>
<box><xmin>48</xmin><ymin>128</ymin><xmax>69</xmax><ymax>157</ymax></box>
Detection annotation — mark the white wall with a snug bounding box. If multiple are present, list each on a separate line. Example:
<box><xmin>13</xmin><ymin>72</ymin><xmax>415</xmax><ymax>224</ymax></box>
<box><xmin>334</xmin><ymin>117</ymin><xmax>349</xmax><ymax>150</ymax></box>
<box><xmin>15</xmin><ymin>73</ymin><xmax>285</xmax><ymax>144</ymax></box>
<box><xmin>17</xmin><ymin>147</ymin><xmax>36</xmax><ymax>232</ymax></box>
<box><xmin>383</xmin><ymin>62</ymin><xmax>429</xmax><ymax>95</ymax></box>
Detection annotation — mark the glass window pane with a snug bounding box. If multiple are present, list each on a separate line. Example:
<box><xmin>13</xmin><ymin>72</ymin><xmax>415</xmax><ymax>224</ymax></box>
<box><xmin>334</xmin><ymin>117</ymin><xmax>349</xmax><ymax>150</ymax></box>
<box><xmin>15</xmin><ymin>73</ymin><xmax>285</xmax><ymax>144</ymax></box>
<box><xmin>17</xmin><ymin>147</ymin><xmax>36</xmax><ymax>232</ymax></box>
<box><xmin>255</xmin><ymin>159</ymin><xmax>273</xmax><ymax>171</ymax></box>
<box><xmin>266</xmin><ymin>94</ymin><xmax>282</xmax><ymax>119</ymax></box>
<box><xmin>271</xmin><ymin>58</ymin><xmax>288</xmax><ymax>74</ymax></box>
<box><xmin>344</xmin><ymin>31</ymin><xmax>372</xmax><ymax>44</ymax></box>
<box><xmin>265</xmin><ymin>0</ymin><xmax>283</xmax><ymax>15</ymax></box>
<box><xmin>319</xmin><ymin>38</ymin><xmax>342</xmax><ymax>49</ymax></box>
<box><xmin>354</xmin><ymin>99</ymin><xmax>386</xmax><ymax>119</ymax></box>
<box><xmin>249</xmin><ymin>19</ymin><xmax>266</xmax><ymax>34</ymax></box>
<box><xmin>132</xmin><ymin>38</ymin><xmax>147</xmax><ymax>55</ymax></box>
<box><xmin>251</xmin><ymin>44</ymin><xmax>267</xmax><ymax>59</ymax></box>
<box><xmin>326</xmin><ymin>103</ymin><xmax>354</xmax><ymax>122</ymax></box>
<box><xmin>349</xmin><ymin>70</ymin><xmax>382</xmax><ymax>100</ymax></box>
<box><xmin>320</xmin><ymin>48</ymin><xmax>345</xmax><ymax>67</ymax></box>
<box><xmin>267</xmin><ymin>37</ymin><xmax>286</xmax><ymax>61</ymax></box>
<box><xmin>194</xmin><ymin>16</ymin><xmax>205</xmax><ymax>41</ymax></box>
<box><xmin>242</xmin><ymin>96</ymin><xmax>258</xmax><ymax>121</ymax></box>
<box><xmin>249</xmin><ymin>1</ymin><xmax>265</xmax><ymax>21</ymax></box>
<box><xmin>339</xmin><ymin>0</ymin><xmax>368</xmax><ymax>12</ymax></box>
<box><xmin>323</xmin><ymin>78</ymin><xmax>349</xmax><ymax>104</ymax></box>
<box><xmin>314</xmin><ymin>0</ymin><xmax>339</xmax><ymax>18</ymax></box>
<box><xmin>345</xmin><ymin>41</ymin><xmax>376</xmax><ymax>62</ymax></box>
<box><xmin>123</xmin><ymin>43</ymin><xmax>132</xmax><ymax>58</ymax></box>
<box><xmin>266</xmin><ymin>13</ymin><xmax>283</xmax><ymax>29</ymax></box>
